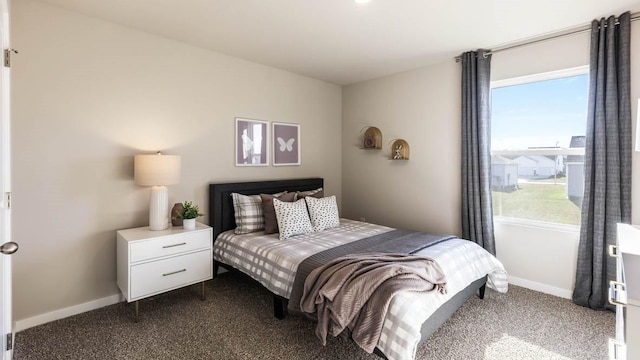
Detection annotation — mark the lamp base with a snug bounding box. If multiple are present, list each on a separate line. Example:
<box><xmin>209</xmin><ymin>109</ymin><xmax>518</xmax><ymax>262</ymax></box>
<box><xmin>149</xmin><ymin>185</ymin><xmax>169</xmax><ymax>231</ymax></box>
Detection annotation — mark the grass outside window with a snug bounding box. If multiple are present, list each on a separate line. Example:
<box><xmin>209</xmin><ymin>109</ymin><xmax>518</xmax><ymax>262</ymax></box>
<box><xmin>492</xmin><ymin>180</ymin><xmax>581</xmax><ymax>226</ymax></box>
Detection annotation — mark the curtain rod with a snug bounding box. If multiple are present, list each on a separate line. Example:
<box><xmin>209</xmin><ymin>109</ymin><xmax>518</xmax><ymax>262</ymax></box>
<box><xmin>454</xmin><ymin>12</ymin><xmax>640</xmax><ymax>62</ymax></box>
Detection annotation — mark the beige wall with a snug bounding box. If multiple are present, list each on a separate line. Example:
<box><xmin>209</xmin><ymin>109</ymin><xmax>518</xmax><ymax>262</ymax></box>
<box><xmin>11</xmin><ymin>0</ymin><xmax>342</xmax><ymax>322</ymax></box>
<box><xmin>342</xmin><ymin>61</ymin><xmax>461</xmax><ymax>235</ymax></box>
<box><xmin>343</xmin><ymin>23</ymin><xmax>640</xmax><ymax>297</ymax></box>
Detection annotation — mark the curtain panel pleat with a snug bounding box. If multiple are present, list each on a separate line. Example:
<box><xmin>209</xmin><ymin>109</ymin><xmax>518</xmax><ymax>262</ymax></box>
<box><xmin>573</xmin><ymin>12</ymin><xmax>631</xmax><ymax>310</ymax></box>
<box><xmin>461</xmin><ymin>50</ymin><xmax>496</xmax><ymax>256</ymax></box>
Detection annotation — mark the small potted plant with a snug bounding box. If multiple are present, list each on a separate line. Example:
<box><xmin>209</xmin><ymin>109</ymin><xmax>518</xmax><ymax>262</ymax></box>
<box><xmin>174</xmin><ymin>201</ymin><xmax>204</xmax><ymax>230</ymax></box>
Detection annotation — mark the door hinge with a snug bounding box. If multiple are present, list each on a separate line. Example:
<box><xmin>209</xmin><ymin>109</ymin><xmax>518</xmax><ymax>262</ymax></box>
<box><xmin>5</xmin><ymin>333</ymin><xmax>11</xmax><ymax>351</ymax></box>
<box><xmin>3</xmin><ymin>48</ymin><xmax>17</xmax><ymax>68</ymax></box>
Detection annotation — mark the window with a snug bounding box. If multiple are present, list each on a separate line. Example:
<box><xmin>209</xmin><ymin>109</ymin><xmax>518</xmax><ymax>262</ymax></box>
<box><xmin>491</xmin><ymin>67</ymin><xmax>588</xmax><ymax>226</ymax></box>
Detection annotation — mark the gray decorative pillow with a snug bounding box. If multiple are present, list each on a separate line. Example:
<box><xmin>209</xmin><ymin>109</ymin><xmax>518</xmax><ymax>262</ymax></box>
<box><xmin>295</xmin><ymin>187</ymin><xmax>324</xmax><ymax>200</ymax></box>
<box><xmin>273</xmin><ymin>198</ymin><xmax>313</xmax><ymax>240</ymax></box>
<box><xmin>305</xmin><ymin>195</ymin><xmax>340</xmax><ymax>232</ymax></box>
<box><xmin>231</xmin><ymin>193</ymin><xmax>264</xmax><ymax>234</ymax></box>
<box><xmin>260</xmin><ymin>192</ymin><xmax>297</xmax><ymax>234</ymax></box>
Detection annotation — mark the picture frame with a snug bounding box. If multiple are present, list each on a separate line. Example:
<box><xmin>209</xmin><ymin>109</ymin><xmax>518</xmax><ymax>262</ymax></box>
<box><xmin>272</xmin><ymin>122</ymin><xmax>300</xmax><ymax>166</ymax></box>
<box><xmin>235</xmin><ymin>118</ymin><xmax>269</xmax><ymax>166</ymax></box>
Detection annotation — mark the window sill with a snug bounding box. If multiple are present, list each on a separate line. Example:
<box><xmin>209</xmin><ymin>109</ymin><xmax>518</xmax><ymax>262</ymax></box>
<box><xmin>493</xmin><ymin>216</ymin><xmax>580</xmax><ymax>233</ymax></box>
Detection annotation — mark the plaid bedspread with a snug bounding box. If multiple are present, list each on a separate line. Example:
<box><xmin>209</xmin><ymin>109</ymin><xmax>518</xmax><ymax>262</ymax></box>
<box><xmin>213</xmin><ymin>219</ymin><xmax>508</xmax><ymax>360</ymax></box>
<box><xmin>214</xmin><ymin>219</ymin><xmax>392</xmax><ymax>298</ymax></box>
<box><xmin>379</xmin><ymin>236</ymin><xmax>508</xmax><ymax>360</ymax></box>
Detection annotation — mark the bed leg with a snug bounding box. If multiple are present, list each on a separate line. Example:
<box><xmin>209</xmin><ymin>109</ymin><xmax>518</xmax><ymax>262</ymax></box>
<box><xmin>213</xmin><ymin>260</ymin><xmax>219</xmax><ymax>279</ymax></box>
<box><xmin>479</xmin><ymin>284</ymin><xmax>486</xmax><ymax>299</ymax></box>
<box><xmin>274</xmin><ymin>296</ymin><xmax>287</xmax><ymax>319</ymax></box>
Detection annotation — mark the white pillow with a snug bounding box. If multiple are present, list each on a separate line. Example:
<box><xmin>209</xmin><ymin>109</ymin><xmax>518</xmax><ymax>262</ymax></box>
<box><xmin>304</xmin><ymin>195</ymin><xmax>340</xmax><ymax>232</ymax></box>
<box><xmin>273</xmin><ymin>198</ymin><xmax>313</xmax><ymax>240</ymax></box>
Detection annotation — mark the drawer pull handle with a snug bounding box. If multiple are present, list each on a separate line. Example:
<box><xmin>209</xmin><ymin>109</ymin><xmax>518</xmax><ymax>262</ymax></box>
<box><xmin>608</xmin><ymin>281</ymin><xmax>627</xmax><ymax>306</ymax></box>
<box><xmin>163</xmin><ymin>269</ymin><xmax>186</xmax><ymax>277</ymax></box>
<box><xmin>162</xmin><ymin>242</ymin><xmax>186</xmax><ymax>249</ymax></box>
<box><xmin>609</xmin><ymin>245</ymin><xmax>621</xmax><ymax>258</ymax></box>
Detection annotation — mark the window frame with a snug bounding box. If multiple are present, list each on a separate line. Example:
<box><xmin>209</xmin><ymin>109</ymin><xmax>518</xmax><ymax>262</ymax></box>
<box><xmin>490</xmin><ymin>65</ymin><xmax>589</xmax><ymax>231</ymax></box>
<box><xmin>491</xmin><ymin>66</ymin><xmax>589</xmax><ymax>90</ymax></box>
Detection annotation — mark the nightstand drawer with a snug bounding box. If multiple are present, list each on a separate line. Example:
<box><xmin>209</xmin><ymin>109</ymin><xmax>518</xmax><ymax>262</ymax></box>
<box><xmin>130</xmin><ymin>249</ymin><xmax>212</xmax><ymax>299</ymax></box>
<box><xmin>130</xmin><ymin>230</ymin><xmax>211</xmax><ymax>262</ymax></box>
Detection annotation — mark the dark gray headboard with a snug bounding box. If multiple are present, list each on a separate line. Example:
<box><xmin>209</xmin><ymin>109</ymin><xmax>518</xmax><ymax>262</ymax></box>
<box><xmin>208</xmin><ymin>178</ymin><xmax>324</xmax><ymax>241</ymax></box>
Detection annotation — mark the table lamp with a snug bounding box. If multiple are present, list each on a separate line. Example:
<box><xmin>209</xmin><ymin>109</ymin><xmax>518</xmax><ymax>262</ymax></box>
<box><xmin>134</xmin><ymin>152</ymin><xmax>181</xmax><ymax>231</ymax></box>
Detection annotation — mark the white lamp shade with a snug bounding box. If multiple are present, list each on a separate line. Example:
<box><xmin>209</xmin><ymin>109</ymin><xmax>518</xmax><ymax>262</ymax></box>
<box><xmin>134</xmin><ymin>153</ymin><xmax>181</xmax><ymax>186</ymax></box>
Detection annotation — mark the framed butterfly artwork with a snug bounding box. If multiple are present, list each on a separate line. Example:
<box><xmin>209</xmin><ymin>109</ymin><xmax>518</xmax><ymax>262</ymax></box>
<box><xmin>272</xmin><ymin>122</ymin><xmax>300</xmax><ymax>166</ymax></box>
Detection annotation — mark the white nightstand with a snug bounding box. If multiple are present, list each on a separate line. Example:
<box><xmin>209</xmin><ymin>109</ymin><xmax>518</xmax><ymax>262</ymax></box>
<box><xmin>116</xmin><ymin>222</ymin><xmax>213</xmax><ymax>322</ymax></box>
<box><xmin>610</xmin><ymin>224</ymin><xmax>640</xmax><ymax>359</ymax></box>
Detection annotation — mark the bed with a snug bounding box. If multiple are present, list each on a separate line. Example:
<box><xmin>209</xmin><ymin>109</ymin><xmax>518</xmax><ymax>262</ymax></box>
<box><xmin>209</xmin><ymin>178</ymin><xmax>508</xmax><ymax>360</ymax></box>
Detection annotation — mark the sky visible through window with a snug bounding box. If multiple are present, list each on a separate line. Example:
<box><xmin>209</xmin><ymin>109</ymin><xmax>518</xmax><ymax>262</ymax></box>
<box><xmin>491</xmin><ymin>74</ymin><xmax>589</xmax><ymax>150</ymax></box>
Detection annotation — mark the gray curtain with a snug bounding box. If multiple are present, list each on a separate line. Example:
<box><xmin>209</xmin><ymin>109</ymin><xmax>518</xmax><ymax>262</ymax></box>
<box><xmin>573</xmin><ymin>12</ymin><xmax>631</xmax><ymax>310</ymax></box>
<box><xmin>461</xmin><ymin>50</ymin><xmax>496</xmax><ymax>255</ymax></box>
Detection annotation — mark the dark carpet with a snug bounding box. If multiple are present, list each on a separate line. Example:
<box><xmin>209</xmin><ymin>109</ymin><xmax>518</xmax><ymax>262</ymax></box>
<box><xmin>14</xmin><ymin>271</ymin><xmax>614</xmax><ymax>359</ymax></box>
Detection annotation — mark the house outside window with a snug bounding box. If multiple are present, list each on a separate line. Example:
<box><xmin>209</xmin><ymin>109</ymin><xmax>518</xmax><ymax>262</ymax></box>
<box><xmin>490</xmin><ymin>67</ymin><xmax>588</xmax><ymax>227</ymax></box>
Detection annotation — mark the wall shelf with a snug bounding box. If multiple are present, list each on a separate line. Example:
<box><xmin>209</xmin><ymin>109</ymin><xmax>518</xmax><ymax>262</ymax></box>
<box><xmin>390</xmin><ymin>139</ymin><xmax>409</xmax><ymax>160</ymax></box>
<box><xmin>361</xmin><ymin>126</ymin><xmax>382</xmax><ymax>150</ymax></box>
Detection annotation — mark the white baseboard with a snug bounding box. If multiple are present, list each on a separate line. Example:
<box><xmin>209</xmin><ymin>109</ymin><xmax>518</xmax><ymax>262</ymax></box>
<box><xmin>14</xmin><ymin>293</ymin><xmax>123</xmax><ymax>333</ymax></box>
<box><xmin>508</xmin><ymin>275</ymin><xmax>572</xmax><ymax>299</ymax></box>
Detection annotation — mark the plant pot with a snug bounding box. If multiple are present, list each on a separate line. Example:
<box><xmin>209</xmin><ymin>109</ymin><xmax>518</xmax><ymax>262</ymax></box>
<box><xmin>183</xmin><ymin>218</ymin><xmax>196</xmax><ymax>230</ymax></box>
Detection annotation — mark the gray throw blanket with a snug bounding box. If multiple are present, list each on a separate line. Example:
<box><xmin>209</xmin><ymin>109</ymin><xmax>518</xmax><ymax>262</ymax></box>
<box><xmin>289</xmin><ymin>229</ymin><xmax>456</xmax><ymax>313</ymax></box>
<box><xmin>300</xmin><ymin>253</ymin><xmax>447</xmax><ymax>354</ymax></box>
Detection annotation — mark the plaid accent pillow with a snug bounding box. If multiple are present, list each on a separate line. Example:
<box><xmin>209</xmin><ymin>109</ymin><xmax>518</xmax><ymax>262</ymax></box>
<box><xmin>232</xmin><ymin>193</ymin><xmax>263</xmax><ymax>234</ymax></box>
<box><xmin>232</xmin><ymin>192</ymin><xmax>285</xmax><ymax>234</ymax></box>
<box><xmin>305</xmin><ymin>195</ymin><xmax>340</xmax><ymax>232</ymax></box>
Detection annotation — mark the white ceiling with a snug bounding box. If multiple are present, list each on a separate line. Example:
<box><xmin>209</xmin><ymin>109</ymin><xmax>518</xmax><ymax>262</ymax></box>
<box><xmin>34</xmin><ymin>0</ymin><xmax>640</xmax><ymax>85</ymax></box>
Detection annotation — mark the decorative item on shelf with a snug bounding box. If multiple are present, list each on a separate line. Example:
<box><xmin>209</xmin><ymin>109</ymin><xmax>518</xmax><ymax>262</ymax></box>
<box><xmin>171</xmin><ymin>203</ymin><xmax>184</xmax><ymax>226</ymax></box>
<box><xmin>134</xmin><ymin>152</ymin><xmax>181</xmax><ymax>231</ymax></box>
<box><xmin>173</xmin><ymin>201</ymin><xmax>204</xmax><ymax>230</ymax></box>
<box><xmin>361</xmin><ymin>126</ymin><xmax>382</xmax><ymax>149</ymax></box>
<box><xmin>390</xmin><ymin>139</ymin><xmax>410</xmax><ymax>160</ymax></box>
